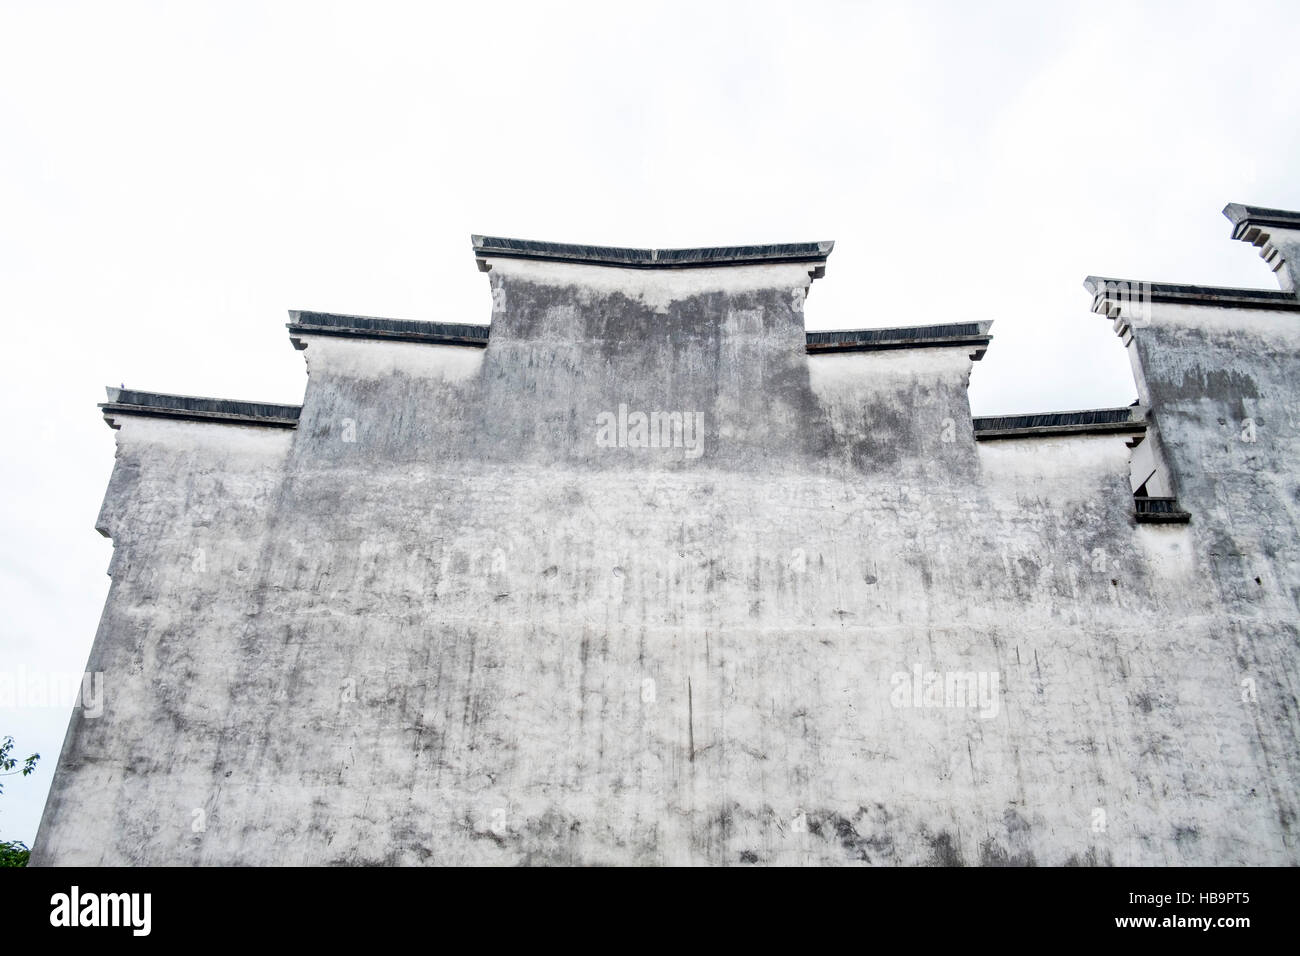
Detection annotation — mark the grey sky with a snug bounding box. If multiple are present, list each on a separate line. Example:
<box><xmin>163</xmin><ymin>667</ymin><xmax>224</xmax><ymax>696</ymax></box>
<box><xmin>2</xmin><ymin>0</ymin><xmax>1298</xmax><ymax>846</ymax></box>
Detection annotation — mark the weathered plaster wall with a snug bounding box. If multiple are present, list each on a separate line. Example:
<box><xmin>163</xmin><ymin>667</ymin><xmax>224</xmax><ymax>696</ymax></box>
<box><xmin>33</xmin><ymin>258</ymin><xmax>1300</xmax><ymax>866</ymax></box>
<box><xmin>38</xmin><ymin>419</ymin><xmax>293</xmax><ymax>861</ymax></box>
<box><xmin>1122</xmin><ymin>304</ymin><xmax>1300</xmax><ymax>853</ymax></box>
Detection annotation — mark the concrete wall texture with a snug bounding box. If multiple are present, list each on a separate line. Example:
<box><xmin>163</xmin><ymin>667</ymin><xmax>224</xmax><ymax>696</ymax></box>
<box><xmin>33</xmin><ymin>205</ymin><xmax>1300</xmax><ymax>865</ymax></box>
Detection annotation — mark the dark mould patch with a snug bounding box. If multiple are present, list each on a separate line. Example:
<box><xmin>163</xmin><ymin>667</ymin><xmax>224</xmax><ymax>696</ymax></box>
<box><xmin>831</xmin><ymin>815</ymin><xmax>873</xmax><ymax>862</ymax></box>
<box><xmin>1003</xmin><ymin>808</ymin><xmax>1031</xmax><ymax>834</ymax></box>
<box><xmin>469</xmin><ymin>825</ymin><xmax>509</xmax><ymax>847</ymax></box>
<box><xmin>928</xmin><ymin>830</ymin><xmax>965</xmax><ymax>867</ymax></box>
<box><xmin>803</xmin><ymin>811</ymin><xmax>881</xmax><ymax>862</ymax></box>
<box><xmin>1063</xmin><ymin>847</ymin><xmax>1112</xmax><ymax>867</ymax></box>
<box><xmin>979</xmin><ymin>838</ymin><xmax>1036</xmax><ymax>867</ymax></box>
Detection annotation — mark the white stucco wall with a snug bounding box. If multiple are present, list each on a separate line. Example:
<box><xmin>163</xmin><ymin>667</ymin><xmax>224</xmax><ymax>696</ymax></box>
<box><xmin>32</xmin><ymin>260</ymin><xmax>1300</xmax><ymax>866</ymax></box>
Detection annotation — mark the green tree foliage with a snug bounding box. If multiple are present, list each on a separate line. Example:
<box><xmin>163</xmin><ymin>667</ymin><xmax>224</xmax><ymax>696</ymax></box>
<box><xmin>0</xmin><ymin>841</ymin><xmax>30</xmax><ymax>866</ymax></box>
<box><xmin>0</xmin><ymin>735</ymin><xmax>40</xmax><ymax>866</ymax></box>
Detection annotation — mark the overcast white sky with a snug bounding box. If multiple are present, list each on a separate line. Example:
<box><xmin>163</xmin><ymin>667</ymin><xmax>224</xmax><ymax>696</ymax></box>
<box><xmin>2</xmin><ymin>0</ymin><xmax>1298</xmax><ymax>847</ymax></box>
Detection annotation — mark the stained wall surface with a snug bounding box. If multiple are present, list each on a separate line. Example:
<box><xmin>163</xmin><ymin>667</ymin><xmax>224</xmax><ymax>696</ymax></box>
<box><xmin>32</xmin><ymin>240</ymin><xmax>1300</xmax><ymax>866</ymax></box>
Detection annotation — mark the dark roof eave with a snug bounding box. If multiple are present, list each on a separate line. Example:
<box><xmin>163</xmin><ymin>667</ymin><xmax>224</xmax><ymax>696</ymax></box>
<box><xmin>1083</xmin><ymin>275</ymin><xmax>1300</xmax><ymax>313</ymax></box>
<box><xmin>807</xmin><ymin>336</ymin><xmax>992</xmax><ymax>358</ymax></box>
<box><xmin>974</xmin><ymin>407</ymin><xmax>1146</xmax><ymax>440</ymax></box>
<box><xmin>1223</xmin><ymin>203</ymin><xmax>1300</xmax><ymax>240</ymax></box>
<box><xmin>472</xmin><ymin>236</ymin><xmax>834</xmax><ymax>273</ymax></box>
<box><xmin>288</xmin><ymin>324</ymin><xmax>489</xmax><ymax>349</ymax></box>
<box><xmin>99</xmin><ymin>388</ymin><xmax>301</xmax><ymax>430</ymax></box>
<box><xmin>287</xmin><ymin>312</ymin><xmax>490</xmax><ymax>348</ymax></box>
<box><xmin>100</xmin><ymin>405</ymin><xmax>300</xmax><ymax>429</ymax></box>
<box><xmin>806</xmin><ymin>322</ymin><xmax>993</xmax><ymax>358</ymax></box>
<box><xmin>974</xmin><ymin>421</ymin><xmax>1147</xmax><ymax>440</ymax></box>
